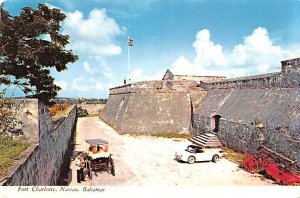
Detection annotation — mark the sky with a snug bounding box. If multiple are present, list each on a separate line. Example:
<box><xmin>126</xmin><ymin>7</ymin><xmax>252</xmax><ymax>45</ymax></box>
<box><xmin>2</xmin><ymin>0</ymin><xmax>300</xmax><ymax>98</ymax></box>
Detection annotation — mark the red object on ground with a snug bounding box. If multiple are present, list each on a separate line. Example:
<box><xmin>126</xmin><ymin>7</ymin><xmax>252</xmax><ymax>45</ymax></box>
<box><xmin>266</xmin><ymin>164</ymin><xmax>300</xmax><ymax>185</ymax></box>
<box><xmin>243</xmin><ymin>154</ymin><xmax>258</xmax><ymax>174</ymax></box>
<box><xmin>241</xmin><ymin>146</ymin><xmax>300</xmax><ymax>185</ymax></box>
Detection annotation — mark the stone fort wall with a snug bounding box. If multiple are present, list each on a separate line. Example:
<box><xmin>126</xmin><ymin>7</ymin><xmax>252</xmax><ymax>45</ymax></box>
<box><xmin>101</xmin><ymin>80</ymin><xmax>202</xmax><ymax>134</ymax></box>
<box><xmin>101</xmin><ymin>57</ymin><xmax>300</xmax><ymax>168</ymax></box>
<box><xmin>192</xmin><ymin>58</ymin><xmax>300</xmax><ymax>168</ymax></box>
<box><xmin>0</xmin><ymin>100</ymin><xmax>77</xmax><ymax>186</ymax></box>
<box><xmin>201</xmin><ymin>57</ymin><xmax>300</xmax><ymax>89</ymax></box>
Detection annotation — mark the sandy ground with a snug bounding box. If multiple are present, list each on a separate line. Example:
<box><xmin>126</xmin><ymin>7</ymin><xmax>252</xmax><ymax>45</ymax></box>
<box><xmin>69</xmin><ymin>117</ymin><xmax>275</xmax><ymax>186</ymax></box>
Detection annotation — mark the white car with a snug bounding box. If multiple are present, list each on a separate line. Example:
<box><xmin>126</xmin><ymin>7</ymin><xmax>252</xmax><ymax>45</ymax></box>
<box><xmin>175</xmin><ymin>145</ymin><xmax>224</xmax><ymax>164</ymax></box>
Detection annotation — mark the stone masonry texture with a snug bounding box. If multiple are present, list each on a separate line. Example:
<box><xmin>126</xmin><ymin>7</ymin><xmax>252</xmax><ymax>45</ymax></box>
<box><xmin>101</xmin><ymin>92</ymin><xmax>192</xmax><ymax>134</ymax></box>
<box><xmin>192</xmin><ymin>58</ymin><xmax>300</xmax><ymax>169</ymax></box>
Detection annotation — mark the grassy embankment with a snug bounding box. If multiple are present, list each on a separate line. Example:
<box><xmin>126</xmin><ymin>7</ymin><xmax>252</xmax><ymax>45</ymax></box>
<box><xmin>0</xmin><ymin>136</ymin><xmax>29</xmax><ymax>178</ymax></box>
<box><xmin>222</xmin><ymin>147</ymin><xmax>245</xmax><ymax>166</ymax></box>
<box><xmin>51</xmin><ymin>105</ymin><xmax>74</xmax><ymax>122</ymax></box>
<box><xmin>151</xmin><ymin>132</ymin><xmax>192</xmax><ymax>139</ymax></box>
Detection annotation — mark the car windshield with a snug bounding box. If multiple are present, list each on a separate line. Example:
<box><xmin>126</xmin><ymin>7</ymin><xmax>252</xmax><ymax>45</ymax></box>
<box><xmin>185</xmin><ymin>147</ymin><xmax>195</xmax><ymax>153</ymax></box>
<box><xmin>185</xmin><ymin>146</ymin><xmax>204</xmax><ymax>153</ymax></box>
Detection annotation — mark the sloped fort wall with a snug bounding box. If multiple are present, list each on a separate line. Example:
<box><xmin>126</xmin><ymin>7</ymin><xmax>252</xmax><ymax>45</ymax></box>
<box><xmin>0</xmin><ymin>100</ymin><xmax>77</xmax><ymax>186</ymax></box>
<box><xmin>192</xmin><ymin>58</ymin><xmax>300</xmax><ymax>168</ymax></box>
<box><xmin>101</xmin><ymin>80</ymin><xmax>205</xmax><ymax>134</ymax></box>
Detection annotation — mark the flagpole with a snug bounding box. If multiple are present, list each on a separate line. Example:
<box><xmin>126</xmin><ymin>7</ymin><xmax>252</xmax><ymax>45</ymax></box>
<box><xmin>127</xmin><ymin>36</ymin><xmax>130</xmax><ymax>84</ymax></box>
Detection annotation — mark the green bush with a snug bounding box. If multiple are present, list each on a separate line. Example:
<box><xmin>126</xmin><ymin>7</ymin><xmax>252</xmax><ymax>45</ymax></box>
<box><xmin>0</xmin><ymin>136</ymin><xmax>29</xmax><ymax>178</ymax></box>
<box><xmin>77</xmin><ymin>106</ymin><xmax>88</xmax><ymax>117</ymax></box>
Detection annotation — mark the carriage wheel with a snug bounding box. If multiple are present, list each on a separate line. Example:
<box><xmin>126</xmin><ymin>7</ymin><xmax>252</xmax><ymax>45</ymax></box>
<box><xmin>243</xmin><ymin>155</ymin><xmax>258</xmax><ymax>174</ymax></box>
<box><xmin>261</xmin><ymin>160</ymin><xmax>269</xmax><ymax>169</ymax></box>
<box><xmin>109</xmin><ymin>158</ymin><xmax>115</xmax><ymax>176</ymax></box>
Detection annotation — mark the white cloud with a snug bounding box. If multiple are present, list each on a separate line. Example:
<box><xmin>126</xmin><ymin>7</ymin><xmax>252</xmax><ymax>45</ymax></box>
<box><xmin>83</xmin><ymin>61</ymin><xmax>93</xmax><ymax>73</ymax></box>
<box><xmin>63</xmin><ymin>8</ymin><xmax>124</xmax><ymax>57</ymax></box>
<box><xmin>70</xmin><ymin>76</ymin><xmax>117</xmax><ymax>96</ymax></box>
<box><xmin>71</xmin><ymin>77</ymin><xmax>91</xmax><ymax>92</ymax></box>
<box><xmin>0</xmin><ymin>0</ymin><xmax>5</xmax><ymax>4</ymax></box>
<box><xmin>43</xmin><ymin>3</ymin><xmax>60</xmax><ymax>9</ymax></box>
<box><xmin>82</xmin><ymin>59</ymin><xmax>114</xmax><ymax>80</ymax></box>
<box><xmin>95</xmin><ymin>83</ymin><xmax>104</xmax><ymax>91</ymax></box>
<box><xmin>55</xmin><ymin>80</ymin><xmax>68</xmax><ymax>91</ymax></box>
<box><xmin>128</xmin><ymin>68</ymin><xmax>165</xmax><ymax>83</ymax></box>
<box><xmin>171</xmin><ymin>27</ymin><xmax>295</xmax><ymax>77</ymax></box>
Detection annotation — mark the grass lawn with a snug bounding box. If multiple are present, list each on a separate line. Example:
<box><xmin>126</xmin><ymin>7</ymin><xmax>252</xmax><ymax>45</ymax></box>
<box><xmin>151</xmin><ymin>132</ymin><xmax>192</xmax><ymax>139</ymax></box>
<box><xmin>0</xmin><ymin>136</ymin><xmax>29</xmax><ymax>178</ymax></box>
<box><xmin>222</xmin><ymin>147</ymin><xmax>245</xmax><ymax>166</ymax></box>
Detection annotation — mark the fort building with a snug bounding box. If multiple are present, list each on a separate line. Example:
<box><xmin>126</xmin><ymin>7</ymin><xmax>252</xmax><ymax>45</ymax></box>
<box><xmin>100</xmin><ymin>57</ymin><xmax>300</xmax><ymax>168</ymax></box>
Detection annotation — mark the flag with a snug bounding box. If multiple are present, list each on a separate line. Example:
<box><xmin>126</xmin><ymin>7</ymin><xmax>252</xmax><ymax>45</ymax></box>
<box><xmin>128</xmin><ymin>38</ymin><xmax>134</xmax><ymax>46</ymax></box>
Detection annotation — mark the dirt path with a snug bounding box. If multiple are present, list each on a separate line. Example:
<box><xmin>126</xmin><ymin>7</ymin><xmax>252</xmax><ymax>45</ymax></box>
<box><xmin>69</xmin><ymin>117</ymin><xmax>274</xmax><ymax>186</ymax></box>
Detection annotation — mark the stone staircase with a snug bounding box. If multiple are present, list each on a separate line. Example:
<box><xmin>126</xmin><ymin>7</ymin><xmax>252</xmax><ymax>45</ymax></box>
<box><xmin>189</xmin><ymin>133</ymin><xmax>222</xmax><ymax>148</ymax></box>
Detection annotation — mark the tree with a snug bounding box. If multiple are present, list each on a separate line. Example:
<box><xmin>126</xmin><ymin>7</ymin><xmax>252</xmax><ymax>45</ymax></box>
<box><xmin>0</xmin><ymin>3</ymin><xmax>78</xmax><ymax>104</ymax></box>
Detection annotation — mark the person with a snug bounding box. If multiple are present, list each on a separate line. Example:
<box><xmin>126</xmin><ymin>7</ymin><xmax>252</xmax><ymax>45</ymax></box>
<box><xmin>74</xmin><ymin>152</ymin><xmax>85</xmax><ymax>183</ymax></box>
<box><xmin>97</xmin><ymin>146</ymin><xmax>103</xmax><ymax>152</ymax></box>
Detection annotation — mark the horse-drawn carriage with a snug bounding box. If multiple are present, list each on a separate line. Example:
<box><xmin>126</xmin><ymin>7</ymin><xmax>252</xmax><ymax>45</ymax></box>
<box><xmin>83</xmin><ymin>139</ymin><xmax>115</xmax><ymax>179</ymax></box>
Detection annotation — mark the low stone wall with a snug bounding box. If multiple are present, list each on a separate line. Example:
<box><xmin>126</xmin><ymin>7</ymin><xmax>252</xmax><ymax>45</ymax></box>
<box><xmin>0</xmin><ymin>102</ymin><xmax>77</xmax><ymax>186</ymax></box>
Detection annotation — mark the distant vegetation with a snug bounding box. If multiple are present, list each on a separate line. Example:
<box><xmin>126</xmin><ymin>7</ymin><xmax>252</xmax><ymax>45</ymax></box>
<box><xmin>53</xmin><ymin>98</ymin><xmax>107</xmax><ymax>105</ymax></box>
<box><xmin>0</xmin><ymin>136</ymin><xmax>29</xmax><ymax>178</ymax></box>
<box><xmin>49</xmin><ymin>104</ymin><xmax>69</xmax><ymax>116</ymax></box>
<box><xmin>77</xmin><ymin>106</ymin><xmax>88</xmax><ymax>117</ymax></box>
<box><xmin>84</xmin><ymin>98</ymin><xmax>107</xmax><ymax>104</ymax></box>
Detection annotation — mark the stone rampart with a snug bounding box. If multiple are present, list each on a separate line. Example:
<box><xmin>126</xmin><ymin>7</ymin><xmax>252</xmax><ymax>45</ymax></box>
<box><xmin>109</xmin><ymin>80</ymin><xmax>198</xmax><ymax>95</ymax></box>
<box><xmin>101</xmin><ymin>80</ymin><xmax>201</xmax><ymax>134</ymax></box>
<box><xmin>201</xmin><ymin>72</ymin><xmax>283</xmax><ymax>89</ymax></box>
<box><xmin>191</xmin><ymin>87</ymin><xmax>300</xmax><ymax>168</ymax></box>
<box><xmin>201</xmin><ymin>58</ymin><xmax>300</xmax><ymax>90</ymax></box>
<box><xmin>0</xmin><ymin>101</ymin><xmax>77</xmax><ymax>186</ymax></box>
<box><xmin>101</xmin><ymin>92</ymin><xmax>192</xmax><ymax>134</ymax></box>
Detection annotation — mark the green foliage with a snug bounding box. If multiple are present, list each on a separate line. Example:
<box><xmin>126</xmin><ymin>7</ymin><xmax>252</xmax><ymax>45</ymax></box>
<box><xmin>0</xmin><ymin>4</ymin><xmax>78</xmax><ymax>104</ymax></box>
<box><xmin>78</xmin><ymin>98</ymin><xmax>107</xmax><ymax>104</ymax></box>
<box><xmin>0</xmin><ymin>136</ymin><xmax>29</xmax><ymax>178</ymax></box>
<box><xmin>77</xmin><ymin>106</ymin><xmax>88</xmax><ymax>117</ymax></box>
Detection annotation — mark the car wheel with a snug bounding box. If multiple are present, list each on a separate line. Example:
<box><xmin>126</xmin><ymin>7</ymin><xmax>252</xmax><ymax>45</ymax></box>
<box><xmin>187</xmin><ymin>156</ymin><xmax>196</xmax><ymax>164</ymax></box>
<box><xmin>212</xmin><ymin>154</ymin><xmax>219</xmax><ymax>163</ymax></box>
